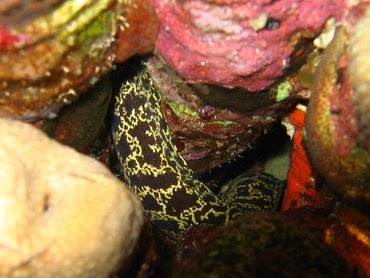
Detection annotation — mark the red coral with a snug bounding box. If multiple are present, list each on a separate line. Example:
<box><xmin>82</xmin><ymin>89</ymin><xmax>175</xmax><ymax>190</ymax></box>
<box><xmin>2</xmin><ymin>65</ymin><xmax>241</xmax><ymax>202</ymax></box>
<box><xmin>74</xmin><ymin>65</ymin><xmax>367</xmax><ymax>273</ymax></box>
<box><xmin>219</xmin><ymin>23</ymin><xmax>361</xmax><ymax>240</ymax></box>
<box><xmin>0</xmin><ymin>24</ymin><xmax>27</xmax><ymax>50</ymax></box>
<box><xmin>282</xmin><ymin>107</ymin><xmax>322</xmax><ymax>210</ymax></box>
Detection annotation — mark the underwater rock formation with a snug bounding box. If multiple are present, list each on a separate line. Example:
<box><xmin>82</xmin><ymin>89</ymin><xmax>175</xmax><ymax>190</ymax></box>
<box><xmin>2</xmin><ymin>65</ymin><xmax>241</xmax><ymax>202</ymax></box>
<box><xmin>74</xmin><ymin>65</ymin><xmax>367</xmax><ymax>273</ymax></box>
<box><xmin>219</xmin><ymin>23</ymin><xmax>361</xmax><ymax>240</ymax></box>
<box><xmin>0</xmin><ymin>0</ymin><xmax>158</xmax><ymax>120</ymax></box>
<box><xmin>151</xmin><ymin>0</ymin><xmax>346</xmax><ymax>91</ymax></box>
<box><xmin>305</xmin><ymin>3</ymin><xmax>370</xmax><ymax>204</ymax></box>
<box><xmin>0</xmin><ymin>118</ymin><xmax>143</xmax><ymax>277</ymax></box>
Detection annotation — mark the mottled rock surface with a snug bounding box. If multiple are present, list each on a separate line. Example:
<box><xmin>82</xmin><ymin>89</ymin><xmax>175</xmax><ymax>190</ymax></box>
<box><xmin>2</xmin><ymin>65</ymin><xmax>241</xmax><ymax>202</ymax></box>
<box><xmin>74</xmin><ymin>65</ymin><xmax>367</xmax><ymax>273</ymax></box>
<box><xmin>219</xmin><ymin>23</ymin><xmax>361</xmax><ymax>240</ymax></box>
<box><xmin>175</xmin><ymin>210</ymin><xmax>350</xmax><ymax>277</ymax></box>
<box><xmin>305</xmin><ymin>3</ymin><xmax>370</xmax><ymax>203</ymax></box>
<box><xmin>0</xmin><ymin>0</ymin><xmax>158</xmax><ymax>120</ymax></box>
<box><xmin>152</xmin><ymin>0</ymin><xmax>346</xmax><ymax>91</ymax></box>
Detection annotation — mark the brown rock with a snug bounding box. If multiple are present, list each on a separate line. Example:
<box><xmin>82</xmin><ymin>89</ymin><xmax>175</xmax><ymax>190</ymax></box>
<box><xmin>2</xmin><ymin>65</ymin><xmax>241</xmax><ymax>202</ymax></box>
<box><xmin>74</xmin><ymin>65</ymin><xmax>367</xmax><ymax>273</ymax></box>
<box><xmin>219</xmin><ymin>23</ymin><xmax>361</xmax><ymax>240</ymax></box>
<box><xmin>0</xmin><ymin>0</ymin><xmax>157</xmax><ymax>120</ymax></box>
<box><xmin>115</xmin><ymin>0</ymin><xmax>160</xmax><ymax>62</ymax></box>
<box><xmin>0</xmin><ymin>118</ymin><xmax>143</xmax><ymax>277</ymax></box>
<box><xmin>174</xmin><ymin>210</ymin><xmax>350</xmax><ymax>277</ymax></box>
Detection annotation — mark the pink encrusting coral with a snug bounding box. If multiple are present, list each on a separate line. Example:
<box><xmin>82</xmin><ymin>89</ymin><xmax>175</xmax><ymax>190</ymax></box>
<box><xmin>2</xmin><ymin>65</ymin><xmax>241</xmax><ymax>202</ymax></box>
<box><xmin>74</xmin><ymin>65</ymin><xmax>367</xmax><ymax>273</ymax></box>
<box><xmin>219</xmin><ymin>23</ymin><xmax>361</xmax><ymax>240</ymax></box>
<box><xmin>151</xmin><ymin>0</ymin><xmax>346</xmax><ymax>91</ymax></box>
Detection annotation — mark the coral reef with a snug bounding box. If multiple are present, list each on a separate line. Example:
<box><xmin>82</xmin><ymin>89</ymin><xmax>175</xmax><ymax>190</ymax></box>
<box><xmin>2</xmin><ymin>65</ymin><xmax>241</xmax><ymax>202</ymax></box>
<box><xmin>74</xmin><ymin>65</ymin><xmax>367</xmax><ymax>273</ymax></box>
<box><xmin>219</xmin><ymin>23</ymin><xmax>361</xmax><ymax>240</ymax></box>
<box><xmin>0</xmin><ymin>0</ymin><xmax>369</xmax><ymax>276</ymax></box>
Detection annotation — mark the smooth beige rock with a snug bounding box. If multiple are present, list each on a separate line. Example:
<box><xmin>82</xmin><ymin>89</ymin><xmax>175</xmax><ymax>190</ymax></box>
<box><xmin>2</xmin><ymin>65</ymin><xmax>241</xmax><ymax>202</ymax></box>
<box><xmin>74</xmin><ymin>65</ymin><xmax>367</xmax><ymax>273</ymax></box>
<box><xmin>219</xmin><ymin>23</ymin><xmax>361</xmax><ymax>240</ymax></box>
<box><xmin>0</xmin><ymin>118</ymin><xmax>143</xmax><ymax>278</ymax></box>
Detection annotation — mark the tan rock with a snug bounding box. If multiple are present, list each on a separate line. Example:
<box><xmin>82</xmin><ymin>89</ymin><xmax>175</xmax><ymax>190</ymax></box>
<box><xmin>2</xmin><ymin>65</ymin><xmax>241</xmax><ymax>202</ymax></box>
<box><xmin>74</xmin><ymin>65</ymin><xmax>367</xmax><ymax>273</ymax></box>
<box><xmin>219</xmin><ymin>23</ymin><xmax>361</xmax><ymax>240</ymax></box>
<box><xmin>0</xmin><ymin>118</ymin><xmax>143</xmax><ymax>278</ymax></box>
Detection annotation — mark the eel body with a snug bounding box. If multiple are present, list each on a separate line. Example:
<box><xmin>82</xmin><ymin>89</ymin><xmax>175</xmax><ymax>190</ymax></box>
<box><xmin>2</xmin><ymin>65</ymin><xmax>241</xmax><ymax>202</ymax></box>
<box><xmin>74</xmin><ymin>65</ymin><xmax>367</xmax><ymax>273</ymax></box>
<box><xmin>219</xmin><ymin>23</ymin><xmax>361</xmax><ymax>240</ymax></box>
<box><xmin>112</xmin><ymin>67</ymin><xmax>284</xmax><ymax>238</ymax></box>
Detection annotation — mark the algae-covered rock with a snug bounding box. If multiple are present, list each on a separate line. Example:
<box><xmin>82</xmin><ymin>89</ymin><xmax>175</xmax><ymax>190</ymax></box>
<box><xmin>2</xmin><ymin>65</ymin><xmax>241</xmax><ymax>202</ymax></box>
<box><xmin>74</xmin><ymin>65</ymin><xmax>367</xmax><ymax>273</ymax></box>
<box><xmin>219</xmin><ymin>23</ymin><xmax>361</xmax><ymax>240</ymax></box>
<box><xmin>175</xmin><ymin>211</ymin><xmax>349</xmax><ymax>277</ymax></box>
<box><xmin>0</xmin><ymin>0</ymin><xmax>158</xmax><ymax>120</ymax></box>
<box><xmin>305</xmin><ymin>3</ymin><xmax>370</xmax><ymax>203</ymax></box>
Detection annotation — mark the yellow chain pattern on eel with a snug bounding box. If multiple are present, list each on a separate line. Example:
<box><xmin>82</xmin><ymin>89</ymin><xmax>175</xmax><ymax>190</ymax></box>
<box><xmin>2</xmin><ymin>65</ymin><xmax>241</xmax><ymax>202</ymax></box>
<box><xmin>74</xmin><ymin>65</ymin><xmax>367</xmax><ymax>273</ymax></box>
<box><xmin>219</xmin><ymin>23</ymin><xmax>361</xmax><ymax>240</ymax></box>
<box><xmin>112</xmin><ymin>67</ymin><xmax>283</xmax><ymax>239</ymax></box>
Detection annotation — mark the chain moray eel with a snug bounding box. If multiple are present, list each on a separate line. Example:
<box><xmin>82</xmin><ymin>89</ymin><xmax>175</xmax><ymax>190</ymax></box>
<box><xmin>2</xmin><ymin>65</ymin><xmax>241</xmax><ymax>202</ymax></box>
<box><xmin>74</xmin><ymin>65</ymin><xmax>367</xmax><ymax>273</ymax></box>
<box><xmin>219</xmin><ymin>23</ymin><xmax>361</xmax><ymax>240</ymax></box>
<box><xmin>112</xmin><ymin>65</ymin><xmax>284</xmax><ymax>239</ymax></box>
